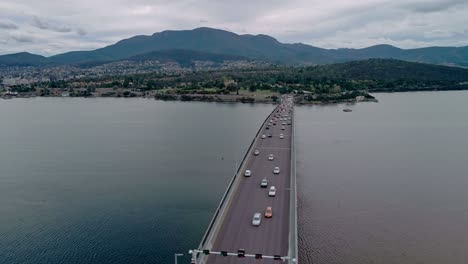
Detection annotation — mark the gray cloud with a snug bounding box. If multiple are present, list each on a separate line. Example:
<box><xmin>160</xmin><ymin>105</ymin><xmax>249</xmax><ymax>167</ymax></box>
<box><xmin>403</xmin><ymin>0</ymin><xmax>468</xmax><ymax>13</ymax></box>
<box><xmin>32</xmin><ymin>16</ymin><xmax>72</xmax><ymax>33</ymax></box>
<box><xmin>77</xmin><ymin>28</ymin><xmax>87</xmax><ymax>36</ymax></box>
<box><xmin>0</xmin><ymin>21</ymin><xmax>18</xmax><ymax>29</ymax></box>
<box><xmin>11</xmin><ymin>35</ymin><xmax>34</xmax><ymax>43</ymax></box>
<box><xmin>0</xmin><ymin>0</ymin><xmax>467</xmax><ymax>56</ymax></box>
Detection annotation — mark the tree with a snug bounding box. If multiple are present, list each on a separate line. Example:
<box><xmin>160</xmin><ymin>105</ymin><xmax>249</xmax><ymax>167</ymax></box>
<box><xmin>123</xmin><ymin>77</ymin><xmax>133</xmax><ymax>88</ymax></box>
<box><xmin>111</xmin><ymin>80</ymin><xmax>121</xmax><ymax>87</ymax></box>
<box><xmin>226</xmin><ymin>82</ymin><xmax>238</xmax><ymax>93</ymax></box>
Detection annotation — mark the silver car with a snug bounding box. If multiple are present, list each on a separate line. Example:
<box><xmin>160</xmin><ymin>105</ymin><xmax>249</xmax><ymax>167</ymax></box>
<box><xmin>268</xmin><ymin>186</ymin><xmax>276</xmax><ymax>197</ymax></box>
<box><xmin>252</xmin><ymin>213</ymin><xmax>261</xmax><ymax>226</ymax></box>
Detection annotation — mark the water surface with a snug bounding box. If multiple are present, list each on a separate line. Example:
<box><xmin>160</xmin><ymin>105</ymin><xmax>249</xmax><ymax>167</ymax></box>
<box><xmin>0</xmin><ymin>98</ymin><xmax>273</xmax><ymax>264</ymax></box>
<box><xmin>2</xmin><ymin>92</ymin><xmax>467</xmax><ymax>264</ymax></box>
<box><xmin>296</xmin><ymin>91</ymin><xmax>468</xmax><ymax>264</ymax></box>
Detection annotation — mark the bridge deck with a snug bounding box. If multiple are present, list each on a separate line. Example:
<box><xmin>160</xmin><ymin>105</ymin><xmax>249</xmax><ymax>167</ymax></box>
<box><xmin>205</xmin><ymin>98</ymin><xmax>294</xmax><ymax>263</ymax></box>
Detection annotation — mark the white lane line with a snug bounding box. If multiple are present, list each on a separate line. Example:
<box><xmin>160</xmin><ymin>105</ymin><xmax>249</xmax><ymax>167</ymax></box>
<box><xmin>259</xmin><ymin>147</ymin><xmax>292</xmax><ymax>150</ymax></box>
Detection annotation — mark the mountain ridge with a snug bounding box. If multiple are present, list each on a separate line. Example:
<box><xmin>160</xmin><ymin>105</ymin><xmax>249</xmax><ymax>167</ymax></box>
<box><xmin>1</xmin><ymin>27</ymin><xmax>467</xmax><ymax>67</ymax></box>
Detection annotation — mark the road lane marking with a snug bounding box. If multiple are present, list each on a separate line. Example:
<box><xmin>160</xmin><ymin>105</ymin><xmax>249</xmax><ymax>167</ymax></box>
<box><xmin>259</xmin><ymin>147</ymin><xmax>291</xmax><ymax>150</ymax></box>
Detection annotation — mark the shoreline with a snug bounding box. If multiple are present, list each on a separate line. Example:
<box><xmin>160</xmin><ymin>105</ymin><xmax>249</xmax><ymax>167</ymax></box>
<box><xmin>1</xmin><ymin>94</ymin><xmax>378</xmax><ymax>105</ymax></box>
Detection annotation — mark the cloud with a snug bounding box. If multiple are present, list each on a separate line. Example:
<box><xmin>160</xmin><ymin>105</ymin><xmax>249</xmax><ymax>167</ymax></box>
<box><xmin>11</xmin><ymin>35</ymin><xmax>34</xmax><ymax>43</ymax></box>
<box><xmin>77</xmin><ymin>28</ymin><xmax>87</xmax><ymax>36</ymax></box>
<box><xmin>402</xmin><ymin>0</ymin><xmax>467</xmax><ymax>13</ymax></box>
<box><xmin>0</xmin><ymin>20</ymin><xmax>18</xmax><ymax>29</ymax></box>
<box><xmin>0</xmin><ymin>0</ymin><xmax>467</xmax><ymax>56</ymax></box>
<box><xmin>32</xmin><ymin>16</ymin><xmax>72</xmax><ymax>33</ymax></box>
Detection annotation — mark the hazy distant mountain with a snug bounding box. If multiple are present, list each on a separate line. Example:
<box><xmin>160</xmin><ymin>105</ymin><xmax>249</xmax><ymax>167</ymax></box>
<box><xmin>67</xmin><ymin>49</ymin><xmax>249</xmax><ymax>68</ymax></box>
<box><xmin>1</xmin><ymin>27</ymin><xmax>467</xmax><ymax>67</ymax></box>
<box><xmin>0</xmin><ymin>52</ymin><xmax>47</xmax><ymax>66</ymax></box>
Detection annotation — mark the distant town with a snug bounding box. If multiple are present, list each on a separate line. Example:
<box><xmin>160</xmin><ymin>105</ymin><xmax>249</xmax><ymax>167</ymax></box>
<box><xmin>2</xmin><ymin>58</ymin><xmax>468</xmax><ymax>104</ymax></box>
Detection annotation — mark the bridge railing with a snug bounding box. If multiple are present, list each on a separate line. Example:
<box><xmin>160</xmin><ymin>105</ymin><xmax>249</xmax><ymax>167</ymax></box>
<box><xmin>288</xmin><ymin>101</ymin><xmax>298</xmax><ymax>263</ymax></box>
<box><xmin>195</xmin><ymin>102</ymin><xmax>281</xmax><ymax>263</ymax></box>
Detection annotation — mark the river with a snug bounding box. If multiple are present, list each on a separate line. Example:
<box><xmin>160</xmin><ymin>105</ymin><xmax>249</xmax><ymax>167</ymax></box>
<box><xmin>0</xmin><ymin>98</ymin><xmax>272</xmax><ymax>264</ymax></box>
<box><xmin>296</xmin><ymin>91</ymin><xmax>468</xmax><ymax>264</ymax></box>
<box><xmin>1</xmin><ymin>92</ymin><xmax>467</xmax><ymax>264</ymax></box>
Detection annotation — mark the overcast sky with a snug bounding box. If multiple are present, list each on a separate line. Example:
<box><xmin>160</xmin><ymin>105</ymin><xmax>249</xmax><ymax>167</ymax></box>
<box><xmin>1</xmin><ymin>0</ymin><xmax>467</xmax><ymax>56</ymax></box>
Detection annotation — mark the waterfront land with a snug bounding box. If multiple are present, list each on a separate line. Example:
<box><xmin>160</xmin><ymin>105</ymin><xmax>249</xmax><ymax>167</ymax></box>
<box><xmin>2</xmin><ymin>59</ymin><xmax>468</xmax><ymax>104</ymax></box>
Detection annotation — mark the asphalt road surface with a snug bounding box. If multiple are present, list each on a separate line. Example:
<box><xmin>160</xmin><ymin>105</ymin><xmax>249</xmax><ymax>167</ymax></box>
<box><xmin>207</xmin><ymin>99</ymin><xmax>293</xmax><ymax>263</ymax></box>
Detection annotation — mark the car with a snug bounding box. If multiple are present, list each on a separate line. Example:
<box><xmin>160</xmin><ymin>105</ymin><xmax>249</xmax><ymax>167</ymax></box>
<box><xmin>268</xmin><ymin>154</ymin><xmax>274</xmax><ymax>160</ymax></box>
<box><xmin>266</xmin><ymin>126</ymin><xmax>270</xmax><ymax>130</ymax></box>
<box><xmin>273</xmin><ymin>123</ymin><xmax>276</xmax><ymax>125</ymax></box>
<box><xmin>282</xmin><ymin>122</ymin><xmax>286</xmax><ymax>125</ymax></box>
<box><xmin>261</xmin><ymin>134</ymin><xmax>266</xmax><ymax>139</ymax></box>
<box><xmin>279</xmin><ymin>134</ymin><xmax>284</xmax><ymax>139</ymax></box>
<box><xmin>252</xmin><ymin>213</ymin><xmax>262</xmax><ymax>226</ymax></box>
<box><xmin>260</xmin><ymin>178</ymin><xmax>268</xmax><ymax>188</ymax></box>
<box><xmin>244</xmin><ymin>170</ymin><xmax>252</xmax><ymax>177</ymax></box>
<box><xmin>265</xmin><ymin>206</ymin><xmax>273</xmax><ymax>218</ymax></box>
<box><xmin>268</xmin><ymin>133</ymin><xmax>272</xmax><ymax>138</ymax></box>
<box><xmin>253</xmin><ymin>149</ymin><xmax>260</xmax><ymax>155</ymax></box>
<box><xmin>268</xmin><ymin>186</ymin><xmax>276</xmax><ymax>197</ymax></box>
<box><xmin>281</xmin><ymin>126</ymin><xmax>286</xmax><ymax>130</ymax></box>
<box><xmin>273</xmin><ymin>167</ymin><xmax>280</xmax><ymax>174</ymax></box>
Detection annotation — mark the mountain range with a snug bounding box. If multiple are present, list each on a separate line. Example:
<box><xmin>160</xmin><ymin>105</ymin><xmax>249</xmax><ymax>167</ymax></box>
<box><xmin>1</xmin><ymin>27</ymin><xmax>467</xmax><ymax>67</ymax></box>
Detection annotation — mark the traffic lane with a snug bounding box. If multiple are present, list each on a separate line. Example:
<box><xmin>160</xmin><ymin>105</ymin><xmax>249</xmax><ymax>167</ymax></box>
<box><xmin>210</xmin><ymin>168</ymin><xmax>290</xmax><ymax>257</ymax></box>
<box><xmin>211</xmin><ymin>137</ymin><xmax>290</xmax><ymax>250</ymax></box>
<box><xmin>239</xmin><ymin>142</ymin><xmax>291</xmax><ymax>253</ymax></box>
<box><xmin>233</xmin><ymin>148</ymin><xmax>291</xmax><ymax>255</ymax></box>
<box><xmin>209</xmin><ymin>151</ymin><xmax>291</xmax><ymax>263</ymax></box>
<box><xmin>257</xmin><ymin>129</ymin><xmax>291</xmax><ymax>149</ymax></box>
<box><xmin>208</xmin><ymin>113</ymin><xmax>280</xmax><ymax>252</ymax></box>
<box><xmin>209</xmin><ymin>111</ymin><xmax>292</xmax><ymax>263</ymax></box>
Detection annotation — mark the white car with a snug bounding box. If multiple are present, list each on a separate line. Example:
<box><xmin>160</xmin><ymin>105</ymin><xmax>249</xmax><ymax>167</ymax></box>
<box><xmin>252</xmin><ymin>213</ymin><xmax>262</xmax><ymax>226</ymax></box>
<box><xmin>273</xmin><ymin>167</ymin><xmax>280</xmax><ymax>174</ymax></box>
<box><xmin>268</xmin><ymin>186</ymin><xmax>276</xmax><ymax>197</ymax></box>
<box><xmin>268</xmin><ymin>154</ymin><xmax>274</xmax><ymax>161</ymax></box>
<box><xmin>244</xmin><ymin>170</ymin><xmax>252</xmax><ymax>177</ymax></box>
<box><xmin>261</xmin><ymin>134</ymin><xmax>266</xmax><ymax>139</ymax></box>
<box><xmin>281</xmin><ymin>126</ymin><xmax>286</xmax><ymax>130</ymax></box>
<box><xmin>279</xmin><ymin>134</ymin><xmax>284</xmax><ymax>139</ymax></box>
<box><xmin>253</xmin><ymin>149</ymin><xmax>260</xmax><ymax>155</ymax></box>
<box><xmin>260</xmin><ymin>178</ymin><xmax>268</xmax><ymax>188</ymax></box>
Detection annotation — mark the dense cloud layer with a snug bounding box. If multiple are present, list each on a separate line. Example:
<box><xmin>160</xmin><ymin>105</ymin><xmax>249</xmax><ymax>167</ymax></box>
<box><xmin>0</xmin><ymin>0</ymin><xmax>467</xmax><ymax>56</ymax></box>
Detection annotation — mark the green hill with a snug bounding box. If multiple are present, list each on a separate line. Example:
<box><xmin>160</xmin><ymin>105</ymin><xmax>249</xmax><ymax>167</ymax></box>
<box><xmin>0</xmin><ymin>52</ymin><xmax>47</xmax><ymax>66</ymax></box>
<box><xmin>2</xmin><ymin>28</ymin><xmax>468</xmax><ymax>67</ymax></box>
<box><xmin>303</xmin><ymin>59</ymin><xmax>468</xmax><ymax>81</ymax></box>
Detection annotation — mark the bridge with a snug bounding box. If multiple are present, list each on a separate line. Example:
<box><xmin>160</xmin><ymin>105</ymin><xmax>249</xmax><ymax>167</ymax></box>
<box><xmin>190</xmin><ymin>96</ymin><xmax>298</xmax><ymax>263</ymax></box>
